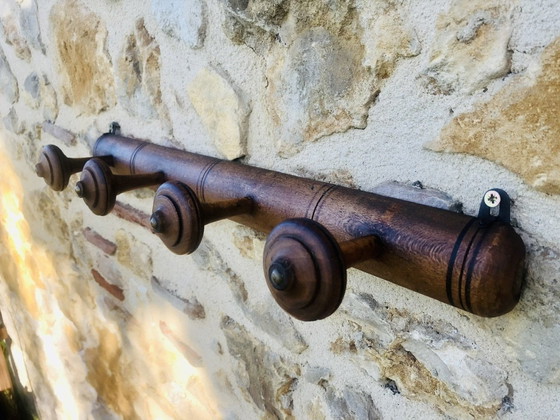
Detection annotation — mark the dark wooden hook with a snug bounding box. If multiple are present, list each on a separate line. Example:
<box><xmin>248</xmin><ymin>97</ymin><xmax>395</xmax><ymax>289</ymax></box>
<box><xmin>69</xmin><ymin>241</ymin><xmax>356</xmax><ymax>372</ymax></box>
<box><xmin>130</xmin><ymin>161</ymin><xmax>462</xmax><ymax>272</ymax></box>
<box><xmin>263</xmin><ymin>218</ymin><xmax>380</xmax><ymax>321</ymax></box>
<box><xmin>150</xmin><ymin>181</ymin><xmax>253</xmax><ymax>255</ymax></box>
<box><xmin>76</xmin><ymin>158</ymin><xmax>164</xmax><ymax>216</ymax></box>
<box><xmin>35</xmin><ymin>144</ymin><xmax>112</xmax><ymax>191</ymax></box>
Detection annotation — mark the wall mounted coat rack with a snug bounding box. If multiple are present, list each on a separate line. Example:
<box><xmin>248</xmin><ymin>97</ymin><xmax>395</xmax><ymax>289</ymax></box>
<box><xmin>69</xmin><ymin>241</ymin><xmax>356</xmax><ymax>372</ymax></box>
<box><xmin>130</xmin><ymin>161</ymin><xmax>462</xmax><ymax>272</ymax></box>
<box><xmin>36</xmin><ymin>131</ymin><xmax>526</xmax><ymax>321</ymax></box>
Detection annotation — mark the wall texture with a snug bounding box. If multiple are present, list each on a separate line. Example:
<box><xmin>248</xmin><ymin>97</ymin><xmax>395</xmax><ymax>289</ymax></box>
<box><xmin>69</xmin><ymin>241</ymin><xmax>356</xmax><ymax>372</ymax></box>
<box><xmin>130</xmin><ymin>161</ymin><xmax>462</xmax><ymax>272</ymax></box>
<box><xmin>0</xmin><ymin>0</ymin><xmax>559</xmax><ymax>419</ymax></box>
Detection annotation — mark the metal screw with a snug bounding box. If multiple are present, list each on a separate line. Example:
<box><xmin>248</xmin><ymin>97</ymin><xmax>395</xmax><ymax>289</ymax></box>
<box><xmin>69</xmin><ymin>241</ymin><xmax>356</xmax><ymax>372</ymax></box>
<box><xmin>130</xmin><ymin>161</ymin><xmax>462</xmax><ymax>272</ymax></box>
<box><xmin>150</xmin><ymin>211</ymin><xmax>164</xmax><ymax>233</ymax></box>
<box><xmin>268</xmin><ymin>260</ymin><xmax>293</xmax><ymax>291</ymax></box>
<box><xmin>109</xmin><ymin>122</ymin><xmax>121</xmax><ymax>135</ymax></box>
<box><xmin>484</xmin><ymin>190</ymin><xmax>501</xmax><ymax>208</ymax></box>
<box><xmin>75</xmin><ymin>181</ymin><xmax>85</xmax><ymax>197</ymax></box>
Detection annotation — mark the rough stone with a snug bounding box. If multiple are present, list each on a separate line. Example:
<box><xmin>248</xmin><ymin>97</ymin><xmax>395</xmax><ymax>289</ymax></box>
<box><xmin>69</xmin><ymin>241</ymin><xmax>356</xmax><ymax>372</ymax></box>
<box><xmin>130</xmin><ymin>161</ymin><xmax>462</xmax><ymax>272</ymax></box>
<box><xmin>41</xmin><ymin>122</ymin><xmax>75</xmax><ymax>146</ymax></box>
<box><xmin>115</xmin><ymin>229</ymin><xmax>153</xmax><ymax>279</ymax></box>
<box><xmin>303</xmin><ymin>366</ymin><xmax>331</xmax><ymax>384</ymax></box>
<box><xmin>427</xmin><ymin>37</ymin><xmax>560</xmax><ymax>194</ymax></box>
<box><xmin>245</xmin><ymin>301</ymin><xmax>308</xmax><ymax>354</ymax></box>
<box><xmin>419</xmin><ymin>0</ymin><xmax>514</xmax><ymax>94</ymax></box>
<box><xmin>187</xmin><ymin>67</ymin><xmax>249</xmax><ymax>160</ymax></box>
<box><xmin>519</xmin><ymin>240</ymin><xmax>560</xmax><ymax>323</ymax></box>
<box><xmin>372</xmin><ymin>181</ymin><xmax>463</xmax><ymax>212</ymax></box>
<box><xmin>23</xmin><ymin>72</ymin><xmax>40</xmax><ymax>108</ymax></box>
<box><xmin>193</xmin><ymin>239</ymin><xmax>307</xmax><ymax>353</ymax></box>
<box><xmin>221</xmin><ymin>316</ymin><xmax>299</xmax><ymax>418</ymax></box>
<box><xmin>232</xmin><ymin>225</ymin><xmax>265</xmax><ymax>260</ymax></box>
<box><xmin>401</xmin><ymin>336</ymin><xmax>508</xmax><ymax>406</ymax></box>
<box><xmin>294</xmin><ymin>166</ymin><xmax>356</xmax><ymax>188</ymax></box>
<box><xmin>505</xmin><ymin>321</ymin><xmax>560</xmax><ymax>385</ymax></box>
<box><xmin>117</xmin><ymin>19</ymin><xmax>169</xmax><ymax>124</ymax></box>
<box><xmin>0</xmin><ymin>46</ymin><xmax>19</xmax><ymax>114</ymax></box>
<box><xmin>151</xmin><ymin>276</ymin><xmax>206</xmax><ymax>320</ymax></box>
<box><xmin>40</xmin><ymin>76</ymin><xmax>59</xmax><ymax>122</ymax></box>
<box><xmin>358</xmin><ymin>1</ymin><xmax>421</xmax><ymax>80</ymax></box>
<box><xmin>50</xmin><ymin>0</ymin><xmax>116</xmax><ymax>114</ymax></box>
<box><xmin>221</xmin><ymin>0</ymin><xmax>289</xmax><ymax>50</ymax></box>
<box><xmin>325</xmin><ymin>385</ymin><xmax>381</xmax><ymax>420</ymax></box>
<box><xmin>0</xmin><ymin>1</ymin><xmax>31</xmax><ymax>61</ymax></box>
<box><xmin>159</xmin><ymin>321</ymin><xmax>203</xmax><ymax>367</ymax></box>
<box><xmin>18</xmin><ymin>0</ymin><xmax>44</xmax><ymax>52</ymax></box>
<box><xmin>2</xmin><ymin>108</ymin><xmax>23</xmax><ymax>134</ymax></box>
<box><xmin>84</xmin><ymin>326</ymin><xmax>136</xmax><ymax>418</ymax></box>
<box><xmin>337</xmin><ymin>293</ymin><xmax>508</xmax><ymax>416</ymax></box>
<box><xmin>267</xmin><ymin>25</ymin><xmax>376</xmax><ymax>156</ymax></box>
<box><xmin>151</xmin><ymin>0</ymin><xmax>207</xmax><ymax>49</ymax></box>
<box><xmin>192</xmin><ymin>239</ymin><xmax>248</xmax><ymax>304</ymax></box>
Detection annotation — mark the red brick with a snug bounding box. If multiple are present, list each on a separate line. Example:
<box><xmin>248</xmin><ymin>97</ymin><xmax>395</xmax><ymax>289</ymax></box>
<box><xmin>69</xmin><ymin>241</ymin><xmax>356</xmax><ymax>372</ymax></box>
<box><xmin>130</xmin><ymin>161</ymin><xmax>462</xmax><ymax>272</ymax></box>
<box><xmin>83</xmin><ymin>228</ymin><xmax>117</xmax><ymax>255</ymax></box>
<box><xmin>91</xmin><ymin>269</ymin><xmax>124</xmax><ymax>301</ymax></box>
<box><xmin>112</xmin><ymin>201</ymin><xmax>151</xmax><ymax>230</ymax></box>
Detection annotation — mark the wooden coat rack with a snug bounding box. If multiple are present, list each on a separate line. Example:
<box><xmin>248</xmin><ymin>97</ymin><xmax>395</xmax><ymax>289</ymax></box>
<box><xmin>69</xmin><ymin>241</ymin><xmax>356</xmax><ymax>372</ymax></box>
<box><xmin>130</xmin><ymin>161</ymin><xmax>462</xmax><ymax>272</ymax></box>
<box><xmin>36</xmin><ymin>131</ymin><xmax>526</xmax><ymax>321</ymax></box>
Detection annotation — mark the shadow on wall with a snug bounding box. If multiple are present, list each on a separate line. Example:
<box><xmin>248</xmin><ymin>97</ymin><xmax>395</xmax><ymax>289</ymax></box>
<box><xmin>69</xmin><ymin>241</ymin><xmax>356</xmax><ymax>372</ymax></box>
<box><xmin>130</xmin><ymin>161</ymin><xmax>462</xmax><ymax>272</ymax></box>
<box><xmin>0</xmin><ymin>135</ymin><xmax>220</xmax><ymax>418</ymax></box>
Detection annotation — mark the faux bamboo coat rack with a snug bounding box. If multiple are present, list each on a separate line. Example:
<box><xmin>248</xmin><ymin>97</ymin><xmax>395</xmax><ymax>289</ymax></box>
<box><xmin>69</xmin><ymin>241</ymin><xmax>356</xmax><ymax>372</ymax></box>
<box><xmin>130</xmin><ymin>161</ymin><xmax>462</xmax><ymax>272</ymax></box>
<box><xmin>36</xmin><ymin>131</ymin><xmax>526</xmax><ymax>321</ymax></box>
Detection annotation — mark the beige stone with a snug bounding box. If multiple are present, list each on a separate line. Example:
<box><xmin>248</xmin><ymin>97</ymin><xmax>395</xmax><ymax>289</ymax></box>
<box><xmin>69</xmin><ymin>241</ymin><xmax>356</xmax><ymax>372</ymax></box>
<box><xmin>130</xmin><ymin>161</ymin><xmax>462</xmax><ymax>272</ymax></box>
<box><xmin>221</xmin><ymin>316</ymin><xmax>299</xmax><ymax>418</ymax></box>
<box><xmin>267</xmin><ymin>25</ymin><xmax>376</xmax><ymax>156</ymax></box>
<box><xmin>0</xmin><ymin>46</ymin><xmax>18</xmax><ymax>114</ymax></box>
<box><xmin>115</xmin><ymin>229</ymin><xmax>153</xmax><ymax>279</ymax></box>
<box><xmin>221</xmin><ymin>0</ymin><xmax>289</xmax><ymax>51</ymax></box>
<box><xmin>41</xmin><ymin>77</ymin><xmax>59</xmax><ymax>122</ymax></box>
<box><xmin>359</xmin><ymin>3</ymin><xmax>421</xmax><ymax>80</ymax></box>
<box><xmin>84</xmin><ymin>326</ymin><xmax>136</xmax><ymax>418</ymax></box>
<box><xmin>50</xmin><ymin>0</ymin><xmax>116</xmax><ymax>114</ymax></box>
<box><xmin>22</xmin><ymin>73</ymin><xmax>59</xmax><ymax>121</ymax></box>
<box><xmin>427</xmin><ymin>37</ymin><xmax>560</xmax><ymax>195</ymax></box>
<box><xmin>420</xmin><ymin>0</ymin><xmax>514</xmax><ymax>94</ymax></box>
<box><xmin>187</xmin><ymin>67</ymin><xmax>249</xmax><ymax>160</ymax></box>
<box><xmin>0</xmin><ymin>1</ymin><xmax>32</xmax><ymax>61</ymax></box>
<box><xmin>118</xmin><ymin>19</ymin><xmax>168</xmax><ymax>124</ymax></box>
<box><xmin>337</xmin><ymin>293</ymin><xmax>508</xmax><ymax>417</ymax></box>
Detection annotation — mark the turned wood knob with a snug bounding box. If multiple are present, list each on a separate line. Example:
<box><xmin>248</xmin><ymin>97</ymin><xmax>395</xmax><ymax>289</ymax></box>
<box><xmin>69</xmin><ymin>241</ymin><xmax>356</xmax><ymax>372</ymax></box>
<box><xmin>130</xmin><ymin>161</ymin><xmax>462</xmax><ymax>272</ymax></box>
<box><xmin>151</xmin><ymin>181</ymin><xmax>252</xmax><ymax>255</ymax></box>
<box><xmin>263</xmin><ymin>218</ymin><xmax>380</xmax><ymax>321</ymax></box>
<box><xmin>76</xmin><ymin>158</ymin><xmax>164</xmax><ymax>216</ymax></box>
<box><xmin>35</xmin><ymin>144</ymin><xmax>112</xmax><ymax>191</ymax></box>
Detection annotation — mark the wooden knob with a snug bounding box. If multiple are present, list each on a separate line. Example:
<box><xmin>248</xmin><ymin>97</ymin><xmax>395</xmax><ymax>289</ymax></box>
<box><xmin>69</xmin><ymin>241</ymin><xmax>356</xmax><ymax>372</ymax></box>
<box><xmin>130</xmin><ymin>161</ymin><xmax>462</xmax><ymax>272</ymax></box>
<box><xmin>35</xmin><ymin>144</ymin><xmax>112</xmax><ymax>191</ymax></box>
<box><xmin>263</xmin><ymin>218</ymin><xmax>379</xmax><ymax>321</ymax></box>
<box><xmin>151</xmin><ymin>181</ymin><xmax>252</xmax><ymax>255</ymax></box>
<box><xmin>76</xmin><ymin>158</ymin><xmax>163</xmax><ymax>216</ymax></box>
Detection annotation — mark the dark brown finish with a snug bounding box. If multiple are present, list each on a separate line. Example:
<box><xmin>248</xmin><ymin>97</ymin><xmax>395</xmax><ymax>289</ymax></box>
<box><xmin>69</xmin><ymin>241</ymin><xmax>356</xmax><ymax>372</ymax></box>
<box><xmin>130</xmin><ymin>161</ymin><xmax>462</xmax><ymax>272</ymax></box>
<box><xmin>263</xmin><ymin>218</ymin><xmax>379</xmax><ymax>321</ymax></box>
<box><xmin>35</xmin><ymin>144</ymin><xmax>112</xmax><ymax>191</ymax></box>
<box><xmin>76</xmin><ymin>158</ymin><xmax>164</xmax><ymax>216</ymax></box>
<box><xmin>36</xmin><ymin>134</ymin><xmax>526</xmax><ymax>319</ymax></box>
<box><xmin>92</xmin><ymin>134</ymin><xmax>525</xmax><ymax>318</ymax></box>
<box><xmin>151</xmin><ymin>181</ymin><xmax>252</xmax><ymax>254</ymax></box>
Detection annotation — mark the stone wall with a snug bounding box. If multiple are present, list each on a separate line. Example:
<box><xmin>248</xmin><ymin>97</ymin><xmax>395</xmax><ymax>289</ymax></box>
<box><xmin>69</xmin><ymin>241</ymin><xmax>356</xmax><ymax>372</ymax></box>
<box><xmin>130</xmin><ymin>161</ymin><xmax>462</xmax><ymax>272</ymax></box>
<box><xmin>0</xmin><ymin>0</ymin><xmax>559</xmax><ymax>419</ymax></box>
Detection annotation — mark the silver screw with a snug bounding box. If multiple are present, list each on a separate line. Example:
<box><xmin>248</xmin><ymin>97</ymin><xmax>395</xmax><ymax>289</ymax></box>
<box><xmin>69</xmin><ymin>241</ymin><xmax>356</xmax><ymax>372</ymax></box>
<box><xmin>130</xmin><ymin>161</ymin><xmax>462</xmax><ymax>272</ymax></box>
<box><xmin>75</xmin><ymin>181</ymin><xmax>85</xmax><ymax>198</ymax></box>
<box><xmin>484</xmin><ymin>190</ymin><xmax>501</xmax><ymax>208</ymax></box>
<box><xmin>150</xmin><ymin>211</ymin><xmax>164</xmax><ymax>233</ymax></box>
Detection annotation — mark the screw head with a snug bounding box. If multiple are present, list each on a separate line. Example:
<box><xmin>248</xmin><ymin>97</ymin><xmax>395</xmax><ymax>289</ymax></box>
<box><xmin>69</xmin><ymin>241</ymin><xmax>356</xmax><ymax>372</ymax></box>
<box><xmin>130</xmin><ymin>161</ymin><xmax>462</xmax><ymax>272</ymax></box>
<box><xmin>75</xmin><ymin>181</ymin><xmax>85</xmax><ymax>197</ymax></box>
<box><xmin>484</xmin><ymin>190</ymin><xmax>501</xmax><ymax>208</ymax></box>
<box><xmin>268</xmin><ymin>260</ymin><xmax>294</xmax><ymax>291</ymax></box>
<box><xmin>150</xmin><ymin>211</ymin><xmax>164</xmax><ymax>233</ymax></box>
